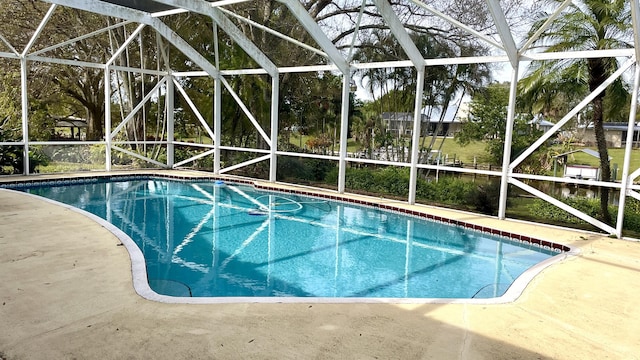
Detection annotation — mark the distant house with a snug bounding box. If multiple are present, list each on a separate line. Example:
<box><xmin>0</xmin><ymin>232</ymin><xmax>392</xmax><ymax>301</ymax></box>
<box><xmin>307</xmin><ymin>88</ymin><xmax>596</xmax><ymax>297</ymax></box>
<box><xmin>380</xmin><ymin>112</ymin><xmax>427</xmax><ymax>136</ymax></box>
<box><xmin>380</xmin><ymin>101</ymin><xmax>466</xmax><ymax>137</ymax></box>
<box><xmin>527</xmin><ymin>115</ymin><xmax>555</xmax><ymax>133</ymax></box>
<box><xmin>580</xmin><ymin>122</ymin><xmax>640</xmax><ymax>148</ymax></box>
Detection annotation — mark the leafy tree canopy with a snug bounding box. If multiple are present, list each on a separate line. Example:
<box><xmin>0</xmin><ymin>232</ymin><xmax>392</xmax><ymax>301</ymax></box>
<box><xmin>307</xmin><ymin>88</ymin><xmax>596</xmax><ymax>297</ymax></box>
<box><xmin>456</xmin><ymin>83</ymin><xmax>543</xmax><ymax>165</ymax></box>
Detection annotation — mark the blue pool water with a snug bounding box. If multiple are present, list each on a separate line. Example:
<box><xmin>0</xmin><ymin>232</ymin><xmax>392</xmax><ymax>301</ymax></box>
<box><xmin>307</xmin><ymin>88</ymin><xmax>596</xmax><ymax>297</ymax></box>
<box><xmin>24</xmin><ymin>178</ymin><xmax>556</xmax><ymax>299</ymax></box>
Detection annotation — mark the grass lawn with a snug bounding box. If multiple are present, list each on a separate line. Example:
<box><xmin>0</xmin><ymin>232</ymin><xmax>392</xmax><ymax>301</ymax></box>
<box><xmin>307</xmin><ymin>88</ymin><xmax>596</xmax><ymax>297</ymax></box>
<box><xmin>288</xmin><ymin>134</ymin><xmax>487</xmax><ymax>163</ymax></box>
<box><xmin>567</xmin><ymin>148</ymin><xmax>640</xmax><ymax>177</ymax></box>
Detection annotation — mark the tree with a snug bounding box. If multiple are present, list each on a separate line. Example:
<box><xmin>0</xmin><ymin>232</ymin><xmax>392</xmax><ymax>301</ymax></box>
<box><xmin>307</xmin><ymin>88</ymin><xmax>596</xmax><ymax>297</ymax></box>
<box><xmin>519</xmin><ymin>0</ymin><xmax>632</xmax><ymax>224</ymax></box>
<box><xmin>456</xmin><ymin>83</ymin><xmax>543</xmax><ymax>166</ymax></box>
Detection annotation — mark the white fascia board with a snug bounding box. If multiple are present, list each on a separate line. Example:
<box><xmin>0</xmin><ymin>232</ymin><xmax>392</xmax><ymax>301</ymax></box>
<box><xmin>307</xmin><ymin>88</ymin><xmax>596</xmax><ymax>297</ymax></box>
<box><xmin>373</xmin><ymin>0</ymin><xmax>424</xmax><ymax>68</ymax></box>
<box><xmin>153</xmin><ymin>0</ymin><xmax>278</xmax><ymax>77</ymax></box>
<box><xmin>279</xmin><ymin>0</ymin><xmax>349</xmax><ymax>74</ymax></box>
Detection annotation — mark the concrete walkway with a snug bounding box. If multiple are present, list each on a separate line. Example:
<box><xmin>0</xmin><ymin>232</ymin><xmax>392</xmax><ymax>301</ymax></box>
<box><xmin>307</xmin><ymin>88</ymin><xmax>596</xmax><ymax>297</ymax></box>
<box><xmin>1</xmin><ymin>173</ymin><xmax>640</xmax><ymax>359</ymax></box>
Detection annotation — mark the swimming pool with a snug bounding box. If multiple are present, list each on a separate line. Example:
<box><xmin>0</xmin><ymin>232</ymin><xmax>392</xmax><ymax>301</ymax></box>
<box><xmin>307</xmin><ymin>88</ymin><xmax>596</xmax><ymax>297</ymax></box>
<box><xmin>12</xmin><ymin>175</ymin><xmax>571</xmax><ymax>302</ymax></box>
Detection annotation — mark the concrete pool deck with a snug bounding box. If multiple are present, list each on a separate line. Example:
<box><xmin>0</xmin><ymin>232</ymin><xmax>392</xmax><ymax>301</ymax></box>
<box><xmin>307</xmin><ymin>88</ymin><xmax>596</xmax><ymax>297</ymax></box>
<box><xmin>1</xmin><ymin>171</ymin><xmax>640</xmax><ymax>359</ymax></box>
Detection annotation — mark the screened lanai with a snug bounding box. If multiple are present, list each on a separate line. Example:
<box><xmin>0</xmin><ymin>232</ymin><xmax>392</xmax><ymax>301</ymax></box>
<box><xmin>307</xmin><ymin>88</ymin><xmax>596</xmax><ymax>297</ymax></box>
<box><xmin>1</xmin><ymin>0</ymin><xmax>640</xmax><ymax>238</ymax></box>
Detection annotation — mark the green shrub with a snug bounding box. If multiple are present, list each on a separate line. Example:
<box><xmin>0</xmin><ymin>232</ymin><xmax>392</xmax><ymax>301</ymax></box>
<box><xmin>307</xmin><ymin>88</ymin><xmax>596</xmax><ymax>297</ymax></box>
<box><xmin>277</xmin><ymin>157</ymin><xmax>336</xmax><ymax>182</ymax></box>
<box><xmin>527</xmin><ymin>196</ymin><xmax>640</xmax><ymax>233</ymax></box>
<box><xmin>465</xmin><ymin>180</ymin><xmax>502</xmax><ymax>215</ymax></box>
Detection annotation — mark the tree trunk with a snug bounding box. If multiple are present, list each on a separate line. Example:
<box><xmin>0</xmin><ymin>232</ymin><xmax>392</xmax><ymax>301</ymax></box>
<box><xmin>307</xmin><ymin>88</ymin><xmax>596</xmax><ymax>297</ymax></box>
<box><xmin>86</xmin><ymin>105</ymin><xmax>104</xmax><ymax>141</ymax></box>
<box><xmin>588</xmin><ymin>58</ymin><xmax>612</xmax><ymax>225</ymax></box>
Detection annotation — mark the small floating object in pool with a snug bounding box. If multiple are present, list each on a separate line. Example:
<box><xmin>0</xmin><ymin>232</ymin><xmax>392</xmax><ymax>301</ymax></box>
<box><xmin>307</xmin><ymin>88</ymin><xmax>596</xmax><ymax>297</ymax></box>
<box><xmin>214</xmin><ymin>180</ymin><xmax>225</xmax><ymax>185</ymax></box>
<box><xmin>248</xmin><ymin>209</ymin><xmax>267</xmax><ymax>216</ymax></box>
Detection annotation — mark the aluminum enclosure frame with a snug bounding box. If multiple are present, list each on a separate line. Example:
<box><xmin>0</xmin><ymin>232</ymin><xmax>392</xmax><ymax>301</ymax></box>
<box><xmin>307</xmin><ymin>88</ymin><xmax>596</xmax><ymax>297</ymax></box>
<box><xmin>1</xmin><ymin>0</ymin><xmax>640</xmax><ymax>238</ymax></box>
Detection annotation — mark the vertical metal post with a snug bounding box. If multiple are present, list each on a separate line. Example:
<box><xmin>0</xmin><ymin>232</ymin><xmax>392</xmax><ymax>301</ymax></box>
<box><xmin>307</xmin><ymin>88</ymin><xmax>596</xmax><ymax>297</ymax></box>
<box><xmin>18</xmin><ymin>4</ymin><xmax>56</xmax><ymax>175</ymax></box>
<box><xmin>213</xmin><ymin>22</ymin><xmax>221</xmax><ymax>174</ymax></box>
<box><xmin>498</xmin><ymin>65</ymin><xmax>519</xmax><ymax>219</ymax></box>
<box><xmin>104</xmin><ymin>66</ymin><xmax>112</xmax><ymax>171</ymax></box>
<box><xmin>214</xmin><ymin>77</ymin><xmax>222</xmax><ymax>174</ymax></box>
<box><xmin>166</xmin><ymin>72</ymin><xmax>175</xmax><ymax>167</ymax></box>
<box><xmin>269</xmin><ymin>76</ymin><xmax>280</xmax><ymax>182</ymax></box>
<box><xmin>20</xmin><ymin>57</ymin><xmax>29</xmax><ymax>175</ymax></box>
<box><xmin>337</xmin><ymin>70</ymin><xmax>351</xmax><ymax>193</ymax></box>
<box><xmin>408</xmin><ymin>67</ymin><xmax>425</xmax><ymax>204</ymax></box>
<box><xmin>615</xmin><ymin>64</ymin><xmax>640</xmax><ymax>238</ymax></box>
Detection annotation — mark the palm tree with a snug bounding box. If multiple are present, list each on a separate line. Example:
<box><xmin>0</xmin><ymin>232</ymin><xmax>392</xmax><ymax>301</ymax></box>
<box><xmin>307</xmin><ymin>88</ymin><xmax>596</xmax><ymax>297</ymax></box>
<box><xmin>519</xmin><ymin>0</ymin><xmax>632</xmax><ymax>224</ymax></box>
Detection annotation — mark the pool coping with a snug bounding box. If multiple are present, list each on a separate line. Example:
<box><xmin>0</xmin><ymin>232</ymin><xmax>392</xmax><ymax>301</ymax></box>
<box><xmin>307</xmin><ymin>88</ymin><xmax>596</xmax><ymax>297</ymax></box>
<box><xmin>0</xmin><ymin>171</ymin><xmax>580</xmax><ymax>304</ymax></box>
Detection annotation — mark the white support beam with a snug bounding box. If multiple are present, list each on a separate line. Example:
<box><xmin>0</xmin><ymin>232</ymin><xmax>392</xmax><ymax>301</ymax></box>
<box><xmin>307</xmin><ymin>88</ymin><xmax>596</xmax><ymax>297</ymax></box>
<box><xmin>615</xmin><ymin>64</ymin><xmax>640</xmax><ymax>238</ymax></box>
<box><xmin>220</xmin><ymin>76</ymin><xmax>272</xmax><ymax>146</ymax></box>
<box><xmin>0</xmin><ymin>34</ymin><xmax>19</xmax><ymax>55</ymax></box>
<box><xmin>269</xmin><ymin>76</ymin><xmax>280</xmax><ymax>182</ymax></box>
<box><xmin>0</xmin><ymin>52</ymin><xmax>20</xmax><ymax>59</ymax></box>
<box><xmin>511</xmin><ymin>178</ymin><xmax>616</xmax><ymax>235</ymax></box>
<box><xmin>408</xmin><ymin>68</ymin><xmax>425</xmax><ymax>204</ymax></box>
<box><xmin>31</xmin><ymin>20</ymin><xmax>134</xmax><ymax>56</ymax></box>
<box><xmin>279</xmin><ymin>0</ymin><xmax>349</xmax><ymax>75</ymax></box>
<box><xmin>167</xmin><ymin>73</ymin><xmax>175</xmax><ymax>167</ymax></box>
<box><xmin>337</xmin><ymin>70</ymin><xmax>352</xmax><ymax>193</ymax></box>
<box><xmin>213</xmin><ymin>21</ymin><xmax>222</xmax><ymax>174</ymax></box>
<box><xmin>485</xmin><ymin>0</ymin><xmax>519</xmax><ymax>68</ymax></box>
<box><xmin>47</xmin><ymin>0</ymin><xmax>219</xmax><ymax>79</ymax></box>
<box><xmin>104</xmin><ymin>66</ymin><xmax>112</xmax><ymax>170</ymax></box>
<box><xmin>519</xmin><ymin>0</ymin><xmax>572</xmax><ymax>54</ymax></box>
<box><xmin>345</xmin><ymin>0</ymin><xmax>367</xmax><ymax>62</ymax></box>
<box><xmin>373</xmin><ymin>0</ymin><xmax>424</xmax><ymax>68</ymax></box>
<box><xmin>110</xmin><ymin>65</ymin><xmax>166</xmax><ymax>76</ymax></box>
<box><xmin>510</xmin><ymin>57</ymin><xmax>635</xmax><ymax>170</ymax></box>
<box><xmin>218</xmin><ymin>7</ymin><xmax>328</xmax><ymax>59</ymax></box>
<box><xmin>106</xmin><ymin>23</ymin><xmax>146</xmax><ymax>66</ymax></box>
<box><xmin>498</xmin><ymin>66</ymin><xmax>519</xmax><ymax>219</ymax></box>
<box><xmin>112</xmin><ymin>145</ymin><xmax>167</xmax><ymax>168</ymax></box>
<box><xmin>26</xmin><ymin>55</ymin><xmax>105</xmax><ymax>68</ymax></box>
<box><xmin>19</xmin><ymin>4</ymin><xmax>57</xmax><ymax>174</ymax></box>
<box><xmin>20</xmin><ymin>57</ymin><xmax>29</xmax><ymax>175</ymax></box>
<box><xmin>153</xmin><ymin>0</ymin><xmax>278</xmax><ymax>77</ymax></box>
<box><xmin>631</xmin><ymin>0</ymin><xmax>640</xmax><ymax>62</ymax></box>
<box><xmin>219</xmin><ymin>154</ymin><xmax>271</xmax><ymax>174</ymax></box>
<box><xmin>174</xmin><ymin>149</ymin><xmax>216</xmax><ymax>168</ymax></box>
<box><xmin>173</xmin><ymin>79</ymin><xmax>215</xmax><ymax>140</ymax></box>
<box><xmin>408</xmin><ymin>0</ymin><xmax>505</xmax><ymax>51</ymax></box>
<box><xmin>525</xmin><ymin>48</ymin><xmax>635</xmax><ymax>61</ymax></box>
<box><xmin>22</xmin><ymin>4</ymin><xmax>57</xmax><ymax>56</ymax></box>
<box><xmin>110</xmin><ymin>76</ymin><xmax>168</xmax><ymax>138</ymax></box>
